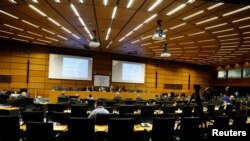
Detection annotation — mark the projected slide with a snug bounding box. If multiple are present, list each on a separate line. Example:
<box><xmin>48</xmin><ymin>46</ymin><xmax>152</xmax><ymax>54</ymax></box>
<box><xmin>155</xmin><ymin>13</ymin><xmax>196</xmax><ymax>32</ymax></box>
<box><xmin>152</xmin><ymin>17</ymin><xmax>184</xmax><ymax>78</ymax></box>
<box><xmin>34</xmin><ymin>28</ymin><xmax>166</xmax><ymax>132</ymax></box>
<box><xmin>112</xmin><ymin>60</ymin><xmax>145</xmax><ymax>83</ymax></box>
<box><xmin>49</xmin><ymin>54</ymin><xmax>92</xmax><ymax>80</ymax></box>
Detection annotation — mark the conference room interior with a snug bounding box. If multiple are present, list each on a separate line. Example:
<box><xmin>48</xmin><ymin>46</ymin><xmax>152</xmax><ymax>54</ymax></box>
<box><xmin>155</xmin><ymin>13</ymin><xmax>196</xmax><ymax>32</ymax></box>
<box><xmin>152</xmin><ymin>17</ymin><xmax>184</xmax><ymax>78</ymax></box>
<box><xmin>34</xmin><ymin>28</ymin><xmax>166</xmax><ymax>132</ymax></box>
<box><xmin>0</xmin><ymin>0</ymin><xmax>250</xmax><ymax>141</ymax></box>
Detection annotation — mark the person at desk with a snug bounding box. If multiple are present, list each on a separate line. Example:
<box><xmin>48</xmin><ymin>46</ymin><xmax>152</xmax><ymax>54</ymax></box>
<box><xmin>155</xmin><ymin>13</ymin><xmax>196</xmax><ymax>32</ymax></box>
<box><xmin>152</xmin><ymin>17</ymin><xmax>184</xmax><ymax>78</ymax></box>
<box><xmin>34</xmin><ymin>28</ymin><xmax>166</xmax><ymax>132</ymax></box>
<box><xmin>114</xmin><ymin>92</ymin><xmax>122</xmax><ymax>101</ymax></box>
<box><xmin>88</xmin><ymin>100</ymin><xmax>109</xmax><ymax>119</ymax></box>
<box><xmin>87</xmin><ymin>94</ymin><xmax>94</xmax><ymax>100</ymax></box>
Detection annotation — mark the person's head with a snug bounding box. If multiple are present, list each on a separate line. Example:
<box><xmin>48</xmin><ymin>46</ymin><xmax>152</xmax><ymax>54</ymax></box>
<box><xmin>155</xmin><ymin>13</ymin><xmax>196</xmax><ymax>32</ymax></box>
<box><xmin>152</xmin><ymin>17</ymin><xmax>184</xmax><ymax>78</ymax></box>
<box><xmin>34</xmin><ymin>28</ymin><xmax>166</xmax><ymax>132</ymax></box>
<box><xmin>89</xmin><ymin>94</ymin><xmax>92</xmax><ymax>97</ymax></box>
<box><xmin>155</xmin><ymin>94</ymin><xmax>159</xmax><ymax>98</ymax></box>
<box><xmin>21</xmin><ymin>91</ymin><xmax>27</xmax><ymax>97</ymax></box>
<box><xmin>95</xmin><ymin>100</ymin><xmax>103</xmax><ymax>107</ymax></box>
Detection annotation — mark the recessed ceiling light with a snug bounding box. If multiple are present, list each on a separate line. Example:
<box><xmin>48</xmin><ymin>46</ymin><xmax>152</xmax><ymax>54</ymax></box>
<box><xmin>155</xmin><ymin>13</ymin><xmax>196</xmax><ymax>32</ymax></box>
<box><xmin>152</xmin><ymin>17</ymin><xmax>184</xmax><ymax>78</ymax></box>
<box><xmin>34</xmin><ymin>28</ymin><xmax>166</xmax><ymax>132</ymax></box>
<box><xmin>37</xmin><ymin>39</ymin><xmax>52</xmax><ymax>43</ymax></box>
<box><xmin>212</xmin><ymin>28</ymin><xmax>234</xmax><ymax>34</ymax></box>
<box><xmin>61</xmin><ymin>27</ymin><xmax>72</xmax><ymax>34</ymax></box>
<box><xmin>79</xmin><ymin>0</ymin><xmax>84</xmax><ymax>4</ymax></box>
<box><xmin>204</xmin><ymin>23</ymin><xmax>227</xmax><ymax>30</ymax></box>
<box><xmin>141</xmin><ymin>42</ymin><xmax>152</xmax><ymax>46</ymax></box>
<box><xmin>147</xmin><ymin>0</ymin><xmax>163</xmax><ymax>12</ymax></box>
<box><xmin>0</xmin><ymin>30</ymin><xmax>14</xmax><ymax>34</ymax></box>
<box><xmin>220</xmin><ymin>42</ymin><xmax>239</xmax><ymax>45</ymax></box>
<box><xmin>17</xmin><ymin>34</ymin><xmax>34</xmax><ymax>39</ymax></box>
<box><xmin>0</xmin><ymin>10</ymin><xmax>19</xmax><ymax>19</ymax></box>
<box><xmin>219</xmin><ymin>38</ymin><xmax>239</xmax><ymax>42</ymax></box>
<box><xmin>9</xmin><ymin>0</ymin><xmax>17</xmax><ymax>4</ymax></box>
<box><xmin>32</xmin><ymin>41</ymin><xmax>47</xmax><ymax>45</ymax></box>
<box><xmin>4</xmin><ymin>24</ymin><xmax>24</xmax><ymax>31</ymax></box>
<box><xmin>131</xmin><ymin>40</ymin><xmax>140</xmax><ymax>44</ymax></box>
<box><xmin>103</xmin><ymin>0</ymin><xmax>108</xmax><ymax>6</ymax></box>
<box><xmin>220</xmin><ymin>45</ymin><xmax>238</xmax><ymax>48</ymax></box>
<box><xmin>57</xmin><ymin>35</ymin><xmax>68</xmax><ymax>40</ymax></box>
<box><xmin>72</xmin><ymin>34</ymin><xmax>80</xmax><ymax>40</ymax></box>
<box><xmin>45</xmin><ymin>36</ymin><xmax>59</xmax><ymax>42</ymax></box>
<box><xmin>197</xmin><ymin>39</ymin><xmax>215</xmax><ymax>43</ymax></box>
<box><xmin>28</xmin><ymin>4</ymin><xmax>47</xmax><ymax>17</ymax></box>
<box><xmin>239</xmin><ymin>25</ymin><xmax>250</xmax><ymax>29</ymax></box>
<box><xmin>55</xmin><ymin>0</ymin><xmax>60</xmax><ymax>3</ymax></box>
<box><xmin>143</xmin><ymin>14</ymin><xmax>157</xmax><ymax>24</ymax></box>
<box><xmin>127</xmin><ymin>0</ymin><xmax>134</xmax><ymax>8</ymax></box>
<box><xmin>106</xmin><ymin>41</ymin><xmax>113</xmax><ymax>48</ymax></box>
<box><xmin>141</xmin><ymin>35</ymin><xmax>152</xmax><ymax>40</ymax></box>
<box><xmin>222</xmin><ymin>5</ymin><xmax>250</xmax><ymax>17</ymax></box>
<box><xmin>21</xmin><ymin>20</ymin><xmax>39</xmax><ymax>28</ymax></box>
<box><xmin>232</xmin><ymin>16</ymin><xmax>250</xmax><ymax>23</ymax></box>
<box><xmin>47</xmin><ymin>17</ymin><xmax>61</xmax><ymax>26</ymax></box>
<box><xmin>169</xmin><ymin>36</ymin><xmax>184</xmax><ymax>40</ymax></box>
<box><xmin>166</xmin><ymin>4</ymin><xmax>186</xmax><ymax>16</ymax></box>
<box><xmin>12</xmin><ymin>38</ymin><xmax>29</xmax><ymax>42</ymax></box>
<box><xmin>0</xmin><ymin>35</ymin><xmax>9</xmax><ymax>39</ymax></box>
<box><xmin>187</xmin><ymin>31</ymin><xmax>205</xmax><ymax>36</ymax></box>
<box><xmin>182</xmin><ymin>10</ymin><xmax>204</xmax><ymax>20</ymax></box>
<box><xmin>217</xmin><ymin>33</ymin><xmax>238</xmax><ymax>38</ymax></box>
<box><xmin>27</xmin><ymin>31</ymin><xmax>42</xmax><ymax>37</ymax></box>
<box><xmin>207</xmin><ymin>2</ymin><xmax>224</xmax><ymax>10</ymax></box>
<box><xmin>195</xmin><ymin>17</ymin><xmax>218</xmax><ymax>25</ymax></box>
<box><xmin>42</xmin><ymin>28</ymin><xmax>55</xmax><ymax>35</ymax></box>
<box><xmin>169</xmin><ymin>23</ymin><xmax>186</xmax><ymax>30</ymax></box>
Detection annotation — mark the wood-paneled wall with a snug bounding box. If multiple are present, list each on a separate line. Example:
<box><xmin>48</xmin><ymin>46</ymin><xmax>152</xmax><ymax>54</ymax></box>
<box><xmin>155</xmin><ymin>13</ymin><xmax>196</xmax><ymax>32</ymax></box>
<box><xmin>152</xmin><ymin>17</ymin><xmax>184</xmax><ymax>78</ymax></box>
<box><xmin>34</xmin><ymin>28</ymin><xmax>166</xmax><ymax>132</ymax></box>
<box><xmin>0</xmin><ymin>41</ymin><xmax>214</xmax><ymax>98</ymax></box>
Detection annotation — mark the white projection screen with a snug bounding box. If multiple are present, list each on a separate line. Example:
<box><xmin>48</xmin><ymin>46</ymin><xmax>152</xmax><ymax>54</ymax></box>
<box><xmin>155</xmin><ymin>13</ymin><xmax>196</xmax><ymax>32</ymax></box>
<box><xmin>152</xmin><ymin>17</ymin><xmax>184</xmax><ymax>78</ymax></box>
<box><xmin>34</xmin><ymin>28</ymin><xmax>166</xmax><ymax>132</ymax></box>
<box><xmin>49</xmin><ymin>53</ymin><xmax>93</xmax><ymax>80</ymax></box>
<box><xmin>112</xmin><ymin>60</ymin><xmax>145</xmax><ymax>83</ymax></box>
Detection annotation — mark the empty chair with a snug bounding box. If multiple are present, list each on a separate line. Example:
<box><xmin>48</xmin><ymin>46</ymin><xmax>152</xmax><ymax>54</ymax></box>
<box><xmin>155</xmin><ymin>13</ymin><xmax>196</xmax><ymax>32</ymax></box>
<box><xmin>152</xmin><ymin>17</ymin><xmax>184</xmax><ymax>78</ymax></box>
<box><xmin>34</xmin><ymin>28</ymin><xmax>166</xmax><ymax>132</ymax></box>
<box><xmin>119</xmin><ymin>105</ymin><xmax>135</xmax><ymax>114</ymax></box>
<box><xmin>50</xmin><ymin>111</ymin><xmax>70</xmax><ymax>124</ymax></box>
<box><xmin>0</xmin><ymin>116</ymin><xmax>20</xmax><ymax>141</ymax></box>
<box><xmin>24</xmin><ymin>97</ymin><xmax>35</xmax><ymax>111</ymax></box>
<box><xmin>178</xmin><ymin>117</ymin><xmax>201</xmax><ymax>141</ymax></box>
<box><xmin>70</xmin><ymin>104</ymin><xmax>88</xmax><ymax>117</ymax></box>
<box><xmin>26</xmin><ymin>122</ymin><xmax>54</xmax><ymax>141</ymax></box>
<box><xmin>108</xmin><ymin>118</ymin><xmax>135</xmax><ymax>141</ymax></box>
<box><xmin>162</xmin><ymin>105</ymin><xmax>176</xmax><ymax>113</ymax></box>
<box><xmin>118</xmin><ymin>113</ymin><xmax>141</xmax><ymax>125</ymax></box>
<box><xmin>140</xmin><ymin>105</ymin><xmax>155</xmax><ymax>123</ymax></box>
<box><xmin>67</xmin><ymin>117</ymin><xmax>95</xmax><ymax>141</ymax></box>
<box><xmin>124</xmin><ymin>99</ymin><xmax>135</xmax><ymax>105</ymax></box>
<box><xmin>151</xmin><ymin>118</ymin><xmax>176</xmax><ymax>141</ymax></box>
<box><xmin>105</xmin><ymin>100</ymin><xmax>117</xmax><ymax>107</ymax></box>
<box><xmin>22</xmin><ymin>111</ymin><xmax>44</xmax><ymax>123</ymax></box>
<box><xmin>95</xmin><ymin>113</ymin><xmax>116</xmax><ymax>125</ymax></box>
<box><xmin>47</xmin><ymin>103</ymin><xmax>65</xmax><ymax>120</ymax></box>
<box><xmin>231</xmin><ymin>115</ymin><xmax>247</xmax><ymax>130</ymax></box>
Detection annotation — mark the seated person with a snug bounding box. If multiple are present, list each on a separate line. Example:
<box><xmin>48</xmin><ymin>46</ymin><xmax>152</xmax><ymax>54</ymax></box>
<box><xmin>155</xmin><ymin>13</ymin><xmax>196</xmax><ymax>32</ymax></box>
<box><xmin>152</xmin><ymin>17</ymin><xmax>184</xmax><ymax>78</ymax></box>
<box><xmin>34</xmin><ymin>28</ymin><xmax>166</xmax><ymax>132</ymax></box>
<box><xmin>114</xmin><ymin>92</ymin><xmax>122</xmax><ymax>100</ymax></box>
<box><xmin>87</xmin><ymin>94</ymin><xmax>94</xmax><ymax>100</ymax></box>
<box><xmin>69</xmin><ymin>94</ymin><xmax>81</xmax><ymax>103</ymax></box>
<box><xmin>58</xmin><ymin>92</ymin><xmax>67</xmax><ymax>98</ymax></box>
<box><xmin>88</xmin><ymin>100</ymin><xmax>109</xmax><ymax>119</ymax></box>
<box><xmin>155</xmin><ymin>94</ymin><xmax>161</xmax><ymax>101</ymax></box>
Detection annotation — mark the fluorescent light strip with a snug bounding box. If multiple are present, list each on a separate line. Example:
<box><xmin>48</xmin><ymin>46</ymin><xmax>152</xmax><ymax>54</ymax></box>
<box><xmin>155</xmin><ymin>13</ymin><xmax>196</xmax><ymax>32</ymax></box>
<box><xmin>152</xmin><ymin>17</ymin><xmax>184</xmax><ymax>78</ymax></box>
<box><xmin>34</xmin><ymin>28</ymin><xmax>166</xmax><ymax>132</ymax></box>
<box><xmin>141</xmin><ymin>35</ymin><xmax>152</xmax><ymax>40</ymax></box>
<box><xmin>234</xmin><ymin>51</ymin><xmax>248</xmax><ymax>53</ymax></box>
<box><xmin>195</xmin><ymin>17</ymin><xmax>218</xmax><ymax>25</ymax></box>
<box><xmin>111</xmin><ymin>6</ymin><xmax>117</xmax><ymax>19</ymax></box>
<box><xmin>222</xmin><ymin>6</ymin><xmax>250</xmax><ymax>17</ymax></box>
<box><xmin>72</xmin><ymin>34</ymin><xmax>80</xmax><ymax>39</ymax></box>
<box><xmin>187</xmin><ymin>31</ymin><xmax>205</xmax><ymax>36</ymax></box>
<box><xmin>179</xmin><ymin>41</ymin><xmax>195</xmax><ymax>45</ymax></box>
<box><xmin>231</xmin><ymin>54</ymin><xmax>242</xmax><ymax>55</ymax></box>
<box><xmin>169</xmin><ymin>23</ymin><xmax>186</xmax><ymax>30</ymax></box>
<box><xmin>32</xmin><ymin>41</ymin><xmax>47</xmax><ymax>45</ymax></box>
<box><xmin>70</xmin><ymin>4</ymin><xmax>80</xmax><ymax>17</ymax></box>
<box><xmin>185</xmin><ymin>50</ymin><xmax>198</xmax><ymax>53</ymax></box>
<box><xmin>61</xmin><ymin>27</ymin><xmax>71</xmax><ymax>34</ymax></box>
<box><xmin>201</xmin><ymin>45</ymin><xmax>217</xmax><ymax>48</ymax></box>
<box><xmin>42</xmin><ymin>28</ymin><xmax>55</xmax><ymax>35</ymax></box>
<box><xmin>219</xmin><ymin>49</ymin><xmax>234</xmax><ymax>51</ymax></box>
<box><xmin>220</xmin><ymin>42</ymin><xmax>239</xmax><ymax>45</ymax></box>
<box><xmin>28</xmin><ymin>5</ymin><xmax>47</xmax><ymax>17</ymax></box>
<box><xmin>133</xmin><ymin>24</ymin><xmax>143</xmax><ymax>31</ymax></box>
<box><xmin>204</xmin><ymin>23</ymin><xmax>227</xmax><ymax>30</ymax></box>
<box><xmin>47</xmin><ymin>17</ymin><xmax>61</xmax><ymax>26</ymax></box>
<box><xmin>55</xmin><ymin>0</ymin><xmax>60</xmax><ymax>3</ymax></box>
<box><xmin>78</xmin><ymin>17</ymin><xmax>86</xmax><ymax>27</ymax></box>
<box><xmin>27</xmin><ymin>31</ymin><xmax>42</xmax><ymax>37</ymax></box>
<box><xmin>79</xmin><ymin>0</ymin><xmax>84</xmax><ymax>4</ymax></box>
<box><xmin>182</xmin><ymin>10</ymin><xmax>204</xmax><ymax>20</ymax></box>
<box><xmin>152</xmin><ymin>49</ymin><xmax>164</xmax><ymax>51</ymax></box>
<box><xmin>232</xmin><ymin>16</ymin><xmax>250</xmax><ymax>23</ymax></box>
<box><xmin>125</xmin><ymin>31</ymin><xmax>133</xmax><ymax>37</ymax></box>
<box><xmin>4</xmin><ymin>24</ymin><xmax>24</xmax><ymax>31</ymax></box>
<box><xmin>147</xmin><ymin>0</ymin><xmax>163</xmax><ymax>12</ymax></box>
<box><xmin>141</xmin><ymin>42</ymin><xmax>152</xmax><ymax>46</ymax></box>
<box><xmin>184</xmin><ymin>47</ymin><xmax>198</xmax><ymax>49</ymax></box>
<box><xmin>17</xmin><ymin>34</ymin><xmax>34</xmax><ymax>39</ymax></box>
<box><xmin>9</xmin><ymin>0</ymin><xmax>17</xmax><ymax>4</ymax></box>
<box><xmin>217</xmin><ymin>33</ymin><xmax>238</xmax><ymax>38</ymax></box>
<box><xmin>167</xmin><ymin>4</ymin><xmax>186</xmax><ymax>16</ymax></box>
<box><xmin>32</xmin><ymin>0</ymin><xmax>39</xmax><ymax>3</ymax></box>
<box><xmin>105</xmin><ymin>27</ymin><xmax>111</xmax><ymax>40</ymax></box>
<box><xmin>169</xmin><ymin>36</ymin><xmax>184</xmax><ymax>40</ymax></box>
<box><xmin>243</xmin><ymin>32</ymin><xmax>250</xmax><ymax>34</ymax></box>
<box><xmin>131</xmin><ymin>39</ymin><xmax>140</xmax><ymax>44</ymax></box>
<box><xmin>0</xmin><ymin>35</ymin><xmax>9</xmax><ymax>39</ymax></box>
<box><xmin>143</xmin><ymin>14</ymin><xmax>157</xmax><ymax>24</ymax></box>
<box><xmin>219</xmin><ymin>38</ymin><xmax>239</xmax><ymax>42</ymax></box>
<box><xmin>45</xmin><ymin>36</ymin><xmax>59</xmax><ymax>42</ymax></box>
<box><xmin>104</xmin><ymin>0</ymin><xmax>108</xmax><ymax>6</ymax></box>
<box><xmin>239</xmin><ymin>25</ymin><xmax>250</xmax><ymax>29</ymax></box>
<box><xmin>57</xmin><ymin>35</ymin><xmax>68</xmax><ymax>40</ymax></box>
<box><xmin>21</xmin><ymin>20</ymin><xmax>39</xmax><ymax>28</ymax></box>
<box><xmin>169</xmin><ymin>47</ymin><xmax>181</xmax><ymax>50</ymax></box>
<box><xmin>148</xmin><ymin>46</ymin><xmax>160</xmax><ymax>49</ymax></box>
<box><xmin>37</xmin><ymin>39</ymin><xmax>52</xmax><ymax>43</ymax></box>
<box><xmin>244</xmin><ymin>41</ymin><xmax>250</xmax><ymax>43</ymax></box>
<box><xmin>0</xmin><ymin>10</ymin><xmax>19</xmax><ymax>19</ymax></box>
<box><xmin>207</xmin><ymin>2</ymin><xmax>224</xmax><ymax>10</ymax></box>
<box><xmin>88</xmin><ymin>33</ymin><xmax>93</xmax><ymax>39</ymax></box>
<box><xmin>12</xmin><ymin>38</ymin><xmax>28</xmax><ymax>42</ymax></box>
<box><xmin>197</xmin><ymin>39</ymin><xmax>215</xmax><ymax>43</ymax></box>
<box><xmin>220</xmin><ymin>45</ymin><xmax>237</xmax><ymax>48</ymax></box>
<box><xmin>106</xmin><ymin>41</ymin><xmax>113</xmax><ymax>48</ymax></box>
<box><xmin>154</xmin><ymin>40</ymin><xmax>166</xmax><ymax>43</ymax></box>
<box><xmin>0</xmin><ymin>30</ymin><xmax>14</xmax><ymax>34</ymax></box>
<box><xmin>239</xmin><ymin>48</ymin><xmax>250</xmax><ymax>50</ymax></box>
<box><xmin>212</xmin><ymin>28</ymin><xmax>234</xmax><ymax>34</ymax></box>
<box><xmin>127</xmin><ymin>0</ymin><xmax>134</xmax><ymax>8</ymax></box>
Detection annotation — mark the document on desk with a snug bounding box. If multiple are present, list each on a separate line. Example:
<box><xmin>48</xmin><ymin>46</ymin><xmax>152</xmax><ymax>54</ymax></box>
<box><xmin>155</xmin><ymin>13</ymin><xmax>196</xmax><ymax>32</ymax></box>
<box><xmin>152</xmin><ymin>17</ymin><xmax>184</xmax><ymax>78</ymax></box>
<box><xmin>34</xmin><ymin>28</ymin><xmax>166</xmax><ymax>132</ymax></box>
<box><xmin>140</xmin><ymin>123</ymin><xmax>150</xmax><ymax>127</ymax></box>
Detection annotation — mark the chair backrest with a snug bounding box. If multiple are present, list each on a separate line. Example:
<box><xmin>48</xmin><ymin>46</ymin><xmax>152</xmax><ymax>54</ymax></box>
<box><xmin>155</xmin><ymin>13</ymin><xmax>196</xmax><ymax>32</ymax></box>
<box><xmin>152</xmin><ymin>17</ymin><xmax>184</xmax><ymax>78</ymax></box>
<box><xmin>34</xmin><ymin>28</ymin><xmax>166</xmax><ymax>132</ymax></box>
<box><xmin>179</xmin><ymin>117</ymin><xmax>201</xmax><ymax>140</ymax></box>
<box><xmin>119</xmin><ymin>105</ymin><xmax>135</xmax><ymax>114</ymax></box>
<box><xmin>232</xmin><ymin>115</ymin><xmax>247</xmax><ymax>129</ymax></box>
<box><xmin>213</xmin><ymin>115</ymin><xmax>230</xmax><ymax>130</ymax></box>
<box><xmin>22</xmin><ymin>111</ymin><xmax>44</xmax><ymax>122</ymax></box>
<box><xmin>108</xmin><ymin>118</ymin><xmax>135</xmax><ymax>141</ymax></box>
<box><xmin>95</xmin><ymin>113</ymin><xmax>116</xmax><ymax>125</ymax></box>
<box><xmin>70</xmin><ymin>104</ymin><xmax>88</xmax><ymax>117</ymax></box>
<box><xmin>26</xmin><ymin>122</ymin><xmax>53</xmax><ymax>141</ymax></box>
<box><xmin>152</xmin><ymin>118</ymin><xmax>176</xmax><ymax>141</ymax></box>
<box><xmin>140</xmin><ymin>105</ymin><xmax>155</xmax><ymax>116</ymax></box>
<box><xmin>48</xmin><ymin>104</ymin><xmax>65</xmax><ymax>113</ymax></box>
<box><xmin>67</xmin><ymin>117</ymin><xmax>95</xmax><ymax>141</ymax></box>
<box><xmin>0</xmin><ymin>116</ymin><xmax>20</xmax><ymax>141</ymax></box>
<box><xmin>50</xmin><ymin>111</ymin><xmax>69</xmax><ymax>124</ymax></box>
<box><xmin>118</xmin><ymin>113</ymin><xmax>141</xmax><ymax>124</ymax></box>
<box><xmin>162</xmin><ymin>105</ymin><xmax>176</xmax><ymax>113</ymax></box>
<box><xmin>207</xmin><ymin>104</ymin><xmax>215</xmax><ymax>114</ymax></box>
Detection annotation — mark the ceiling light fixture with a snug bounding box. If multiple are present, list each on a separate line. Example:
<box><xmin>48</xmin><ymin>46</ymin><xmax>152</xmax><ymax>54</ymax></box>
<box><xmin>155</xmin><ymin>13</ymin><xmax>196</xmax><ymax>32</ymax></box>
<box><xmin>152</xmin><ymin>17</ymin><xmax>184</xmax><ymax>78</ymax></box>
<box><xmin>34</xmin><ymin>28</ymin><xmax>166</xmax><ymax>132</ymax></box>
<box><xmin>32</xmin><ymin>41</ymin><xmax>46</xmax><ymax>45</ymax></box>
<box><xmin>187</xmin><ymin>31</ymin><xmax>205</xmax><ymax>36</ymax></box>
<box><xmin>61</xmin><ymin>27</ymin><xmax>71</xmax><ymax>34</ymax></box>
<box><xmin>79</xmin><ymin>0</ymin><xmax>84</xmax><ymax>4</ymax></box>
<box><xmin>152</xmin><ymin>19</ymin><xmax>166</xmax><ymax>40</ymax></box>
<box><xmin>0</xmin><ymin>35</ymin><xmax>9</xmax><ymax>39</ymax></box>
<box><xmin>182</xmin><ymin>10</ymin><xmax>204</xmax><ymax>20</ymax></box>
<box><xmin>28</xmin><ymin>5</ymin><xmax>47</xmax><ymax>17</ymax></box>
<box><xmin>55</xmin><ymin>0</ymin><xmax>60</xmax><ymax>3</ymax></box>
<box><xmin>104</xmin><ymin>0</ymin><xmax>108</xmax><ymax>6</ymax></box>
<box><xmin>222</xmin><ymin>5</ymin><xmax>250</xmax><ymax>17</ymax></box>
<box><xmin>239</xmin><ymin>25</ymin><xmax>250</xmax><ymax>29</ymax></box>
<box><xmin>27</xmin><ymin>31</ymin><xmax>42</xmax><ymax>37</ymax></box>
<box><xmin>0</xmin><ymin>30</ymin><xmax>14</xmax><ymax>34</ymax></box>
<box><xmin>195</xmin><ymin>16</ymin><xmax>218</xmax><ymax>25</ymax></box>
<box><xmin>42</xmin><ymin>28</ymin><xmax>55</xmax><ymax>35</ymax></box>
<box><xmin>32</xmin><ymin>0</ymin><xmax>39</xmax><ymax>3</ymax></box>
<box><xmin>4</xmin><ymin>24</ymin><xmax>24</xmax><ymax>31</ymax></box>
<box><xmin>0</xmin><ymin>10</ymin><xmax>19</xmax><ymax>19</ymax></box>
<box><xmin>207</xmin><ymin>2</ymin><xmax>224</xmax><ymax>10</ymax></box>
<box><xmin>17</xmin><ymin>34</ymin><xmax>34</xmax><ymax>39</ymax></box>
<box><xmin>161</xmin><ymin>44</ymin><xmax>171</xmax><ymax>57</ymax></box>
<box><xmin>37</xmin><ymin>39</ymin><xmax>52</xmax><ymax>43</ymax></box>
<box><xmin>72</xmin><ymin>34</ymin><xmax>80</xmax><ymax>40</ymax></box>
<box><xmin>47</xmin><ymin>17</ymin><xmax>61</xmax><ymax>26</ymax></box>
<box><xmin>106</xmin><ymin>41</ymin><xmax>113</xmax><ymax>48</ymax></box>
<box><xmin>147</xmin><ymin>0</ymin><xmax>163</xmax><ymax>12</ymax></box>
<box><xmin>127</xmin><ymin>0</ymin><xmax>134</xmax><ymax>8</ymax></box>
<box><xmin>212</xmin><ymin>28</ymin><xmax>234</xmax><ymax>34</ymax></box>
<box><xmin>45</xmin><ymin>36</ymin><xmax>59</xmax><ymax>42</ymax></box>
<box><xmin>169</xmin><ymin>23</ymin><xmax>186</xmax><ymax>30</ymax></box>
<box><xmin>232</xmin><ymin>17</ymin><xmax>250</xmax><ymax>23</ymax></box>
<box><xmin>12</xmin><ymin>38</ymin><xmax>29</xmax><ymax>42</ymax></box>
<box><xmin>57</xmin><ymin>35</ymin><xmax>68</xmax><ymax>40</ymax></box>
<box><xmin>9</xmin><ymin>0</ymin><xmax>17</xmax><ymax>4</ymax></box>
<box><xmin>21</xmin><ymin>20</ymin><xmax>39</xmax><ymax>28</ymax></box>
<box><xmin>204</xmin><ymin>23</ymin><xmax>227</xmax><ymax>30</ymax></box>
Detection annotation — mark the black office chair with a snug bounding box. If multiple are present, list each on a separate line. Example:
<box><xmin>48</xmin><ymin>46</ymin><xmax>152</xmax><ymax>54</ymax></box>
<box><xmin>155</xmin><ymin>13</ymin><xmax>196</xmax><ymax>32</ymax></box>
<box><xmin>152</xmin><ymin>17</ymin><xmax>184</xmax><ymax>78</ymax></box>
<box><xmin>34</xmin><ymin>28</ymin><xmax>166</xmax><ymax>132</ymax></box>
<box><xmin>26</xmin><ymin>122</ymin><xmax>54</xmax><ymax>141</ymax></box>
<box><xmin>95</xmin><ymin>113</ymin><xmax>116</xmax><ymax>125</ymax></box>
<box><xmin>140</xmin><ymin>105</ymin><xmax>155</xmax><ymax>123</ymax></box>
<box><xmin>178</xmin><ymin>117</ymin><xmax>201</xmax><ymax>141</ymax></box>
<box><xmin>50</xmin><ymin>111</ymin><xmax>70</xmax><ymax>124</ymax></box>
<box><xmin>151</xmin><ymin>118</ymin><xmax>176</xmax><ymax>141</ymax></box>
<box><xmin>162</xmin><ymin>105</ymin><xmax>176</xmax><ymax>113</ymax></box>
<box><xmin>119</xmin><ymin>105</ymin><xmax>135</xmax><ymax>114</ymax></box>
<box><xmin>67</xmin><ymin>117</ymin><xmax>95</xmax><ymax>141</ymax></box>
<box><xmin>47</xmin><ymin>103</ymin><xmax>65</xmax><ymax>120</ymax></box>
<box><xmin>0</xmin><ymin>116</ymin><xmax>20</xmax><ymax>141</ymax></box>
<box><xmin>212</xmin><ymin>115</ymin><xmax>230</xmax><ymax>130</ymax></box>
<box><xmin>22</xmin><ymin>111</ymin><xmax>44</xmax><ymax>123</ymax></box>
<box><xmin>118</xmin><ymin>113</ymin><xmax>141</xmax><ymax>125</ymax></box>
<box><xmin>70</xmin><ymin>104</ymin><xmax>88</xmax><ymax>117</ymax></box>
<box><xmin>231</xmin><ymin>115</ymin><xmax>247</xmax><ymax>130</ymax></box>
<box><xmin>108</xmin><ymin>118</ymin><xmax>135</xmax><ymax>141</ymax></box>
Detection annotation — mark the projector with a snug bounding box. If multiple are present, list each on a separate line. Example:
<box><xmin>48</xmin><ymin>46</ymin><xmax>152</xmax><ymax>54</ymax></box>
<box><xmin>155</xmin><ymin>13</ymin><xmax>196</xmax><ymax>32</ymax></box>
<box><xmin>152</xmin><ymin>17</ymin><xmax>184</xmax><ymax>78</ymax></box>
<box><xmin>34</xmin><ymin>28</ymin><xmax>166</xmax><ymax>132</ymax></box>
<box><xmin>161</xmin><ymin>52</ymin><xmax>171</xmax><ymax>57</ymax></box>
<box><xmin>89</xmin><ymin>41</ymin><xmax>100</xmax><ymax>48</ymax></box>
<box><xmin>152</xmin><ymin>32</ymin><xmax>166</xmax><ymax>40</ymax></box>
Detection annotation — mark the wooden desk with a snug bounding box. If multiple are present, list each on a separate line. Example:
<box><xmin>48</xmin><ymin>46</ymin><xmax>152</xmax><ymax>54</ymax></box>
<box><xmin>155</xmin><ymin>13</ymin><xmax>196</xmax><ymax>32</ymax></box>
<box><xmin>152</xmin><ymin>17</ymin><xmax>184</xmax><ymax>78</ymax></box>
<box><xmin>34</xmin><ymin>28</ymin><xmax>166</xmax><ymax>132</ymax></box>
<box><xmin>49</xmin><ymin>91</ymin><xmax>157</xmax><ymax>103</ymax></box>
<box><xmin>0</xmin><ymin>106</ymin><xmax>19</xmax><ymax>111</ymax></box>
<box><xmin>0</xmin><ymin>106</ymin><xmax>20</xmax><ymax>116</ymax></box>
